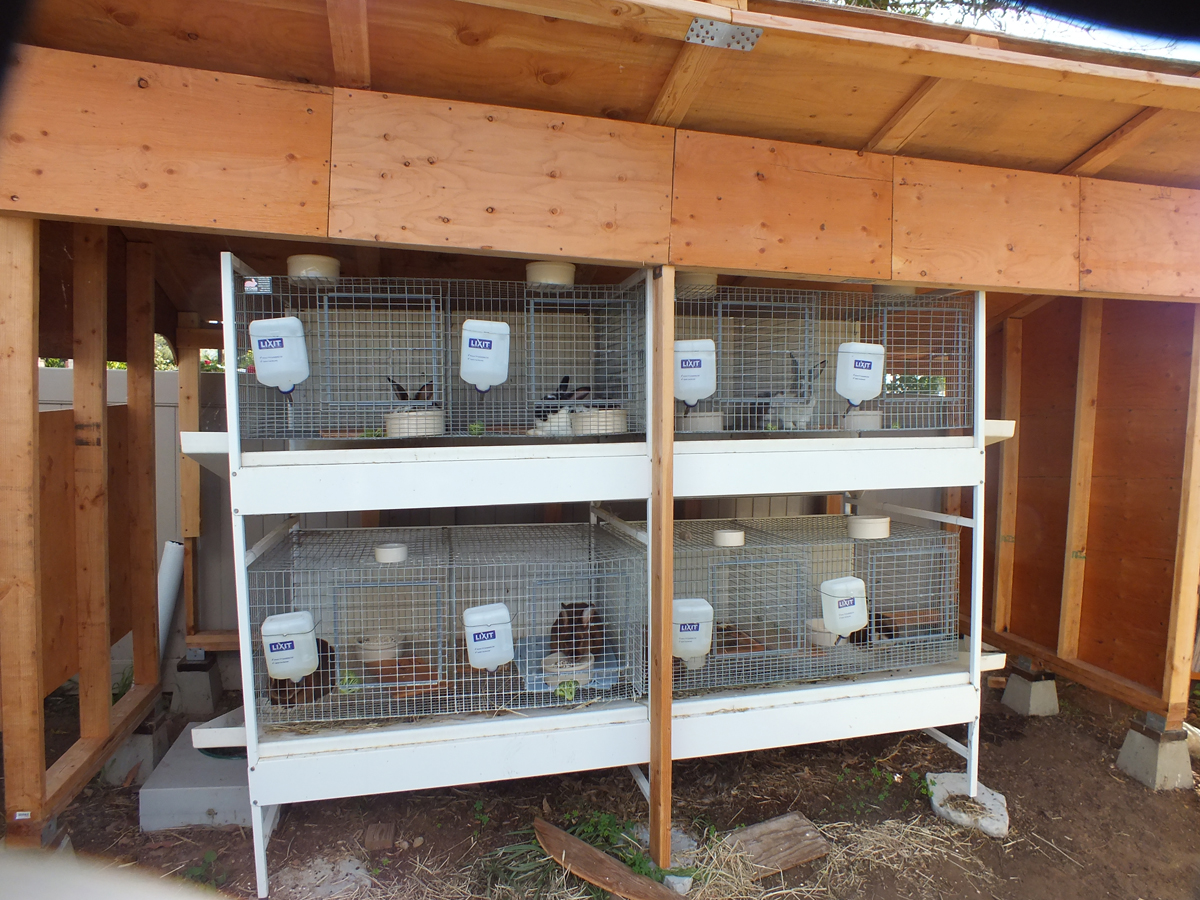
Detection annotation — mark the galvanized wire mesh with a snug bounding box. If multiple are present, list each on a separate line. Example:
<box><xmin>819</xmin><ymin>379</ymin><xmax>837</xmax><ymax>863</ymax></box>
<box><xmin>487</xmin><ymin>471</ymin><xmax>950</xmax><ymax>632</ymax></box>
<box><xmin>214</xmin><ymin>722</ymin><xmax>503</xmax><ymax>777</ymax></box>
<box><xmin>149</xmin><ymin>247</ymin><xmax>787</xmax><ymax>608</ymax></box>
<box><xmin>247</xmin><ymin>523</ymin><xmax>647</xmax><ymax>727</ymax></box>
<box><xmin>233</xmin><ymin>276</ymin><xmax>645</xmax><ymax>442</ymax></box>
<box><xmin>671</xmin><ymin>516</ymin><xmax>958</xmax><ymax>695</ymax></box>
<box><xmin>674</xmin><ymin>287</ymin><xmax>973</xmax><ymax>436</ymax></box>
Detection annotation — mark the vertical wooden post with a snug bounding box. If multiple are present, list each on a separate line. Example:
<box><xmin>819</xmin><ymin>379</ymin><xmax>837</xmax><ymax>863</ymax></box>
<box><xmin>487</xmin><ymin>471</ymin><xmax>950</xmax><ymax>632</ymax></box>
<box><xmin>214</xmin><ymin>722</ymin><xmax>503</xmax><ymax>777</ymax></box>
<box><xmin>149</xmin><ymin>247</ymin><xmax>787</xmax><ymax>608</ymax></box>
<box><xmin>991</xmin><ymin>317</ymin><xmax>1022</xmax><ymax>632</ymax></box>
<box><xmin>649</xmin><ymin>265</ymin><xmax>675</xmax><ymax>868</ymax></box>
<box><xmin>1163</xmin><ymin>306</ymin><xmax>1200</xmax><ymax>729</ymax></box>
<box><xmin>178</xmin><ymin>312</ymin><xmax>201</xmax><ymax>637</ymax></box>
<box><xmin>126</xmin><ymin>242</ymin><xmax>159</xmax><ymax>684</ymax></box>
<box><xmin>0</xmin><ymin>215</ymin><xmax>45</xmax><ymax>837</ymax></box>
<box><xmin>73</xmin><ymin>223</ymin><xmax>111</xmax><ymax>741</ymax></box>
<box><xmin>1057</xmin><ymin>298</ymin><xmax>1103</xmax><ymax>659</ymax></box>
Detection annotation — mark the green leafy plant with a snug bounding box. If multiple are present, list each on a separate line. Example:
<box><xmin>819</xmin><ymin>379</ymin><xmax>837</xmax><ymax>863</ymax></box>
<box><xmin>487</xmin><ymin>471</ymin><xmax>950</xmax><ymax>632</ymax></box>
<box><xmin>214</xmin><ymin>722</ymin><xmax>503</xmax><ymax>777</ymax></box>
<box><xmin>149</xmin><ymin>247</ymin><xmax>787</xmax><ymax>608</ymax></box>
<box><xmin>474</xmin><ymin>800</ymin><xmax>491</xmax><ymax>828</ymax></box>
<box><xmin>185</xmin><ymin>850</ymin><xmax>226</xmax><ymax>887</ymax></box>
<box><xmin>468</xmin><ymin>421</ymin><xmax>486</xmax><ymax>436</ymax></box>
<box><xmin>554</xmin><ymin>680</ymin><xmax>578</xmax><ymax>702</ymax></box>
<box><xmin>111</xmin><ymin>665</ymin><xmax>133</xmax><ymax>703</ymax></box>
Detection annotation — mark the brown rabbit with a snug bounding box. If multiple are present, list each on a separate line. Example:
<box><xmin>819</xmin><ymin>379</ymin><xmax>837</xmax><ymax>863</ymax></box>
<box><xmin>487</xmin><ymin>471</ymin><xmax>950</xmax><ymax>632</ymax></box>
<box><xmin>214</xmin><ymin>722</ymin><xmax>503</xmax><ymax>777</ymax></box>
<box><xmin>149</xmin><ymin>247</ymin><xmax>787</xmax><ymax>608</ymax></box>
<box><xmin>549</xmin><ymin>602</ymin><xmax>604</xmax><ymax>662</ymax></box>
<box><xmin>268</xmin><ymin>638</ymin><xmax>335</xmax><ymax>706</ymax></box>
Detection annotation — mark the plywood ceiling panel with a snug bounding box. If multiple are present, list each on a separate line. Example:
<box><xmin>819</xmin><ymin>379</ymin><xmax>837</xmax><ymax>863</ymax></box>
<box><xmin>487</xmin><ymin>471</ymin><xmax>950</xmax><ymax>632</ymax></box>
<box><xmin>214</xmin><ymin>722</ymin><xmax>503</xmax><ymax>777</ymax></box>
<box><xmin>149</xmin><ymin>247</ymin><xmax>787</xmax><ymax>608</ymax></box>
<box><xmin>25</xmin><ymin>0</ymin><xmax>335</xmax><ymax>86</ymax></box>
<box><xmin>370</xmin><ymin>1</ymin><xmax>676</xmax><ymax>121</ymax></box>
<box><xmin>1099</xmin><ymin>113</ymin><xmax>1200</xmax><ymax>190</ymax></box>
<box><xmin>900</xmin><ymin>84</ymin><xmax>1142</xmax><ymax>173</ymax></box>
<box><xmin>681</xmin><ymin>39</ymin><xmax>925</xmax><ymax>149</ymax></box>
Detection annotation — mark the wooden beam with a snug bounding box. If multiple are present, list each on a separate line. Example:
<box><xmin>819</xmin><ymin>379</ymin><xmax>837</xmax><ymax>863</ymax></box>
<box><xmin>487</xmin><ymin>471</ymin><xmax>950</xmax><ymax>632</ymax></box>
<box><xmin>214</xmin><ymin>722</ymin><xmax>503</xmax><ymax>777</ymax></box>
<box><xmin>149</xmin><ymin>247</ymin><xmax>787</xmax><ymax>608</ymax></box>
<box><xmin>0</xmin><ymin>45</ymin><xmax>332</xmax><ymax>237</ymax></box>
<box><xmin>985</xmin><ymin>294</ymin><xmax>1057</xmax><ymax>334</ymax></box>
<box><xmin>185</xmin><ymin>630</ymin><xmax>241</xmax><ymax>653</ymax></box>
<box><xmin>646</xmin><ymin>42</ymin><xmax>720</xmax><ymax>128</ymax></box>
<box><xmin>73</xmin><ymin>224</ymin><xmax>111</xmax><ymax>742</ymax></box>
<box><xmin>982</xmin><ymin>626</ymin><xmax>1170</xmax><ymax>718</ymax></box>
<box><xmin>992</xmin><ymin>317</ymin><xmax>1021</xmax><ymax>633</ymax></box>
<box><xmin>0</xmin><ymin>215</ymin><xmax>45</xmax><ymax>836</ymax></box>
<box><xmin>42</xmin><ymin>682</ymin><xmax>159</xmax><ymax>822</ymax></box>
<box><xmin>862</xmin><ymin>34</ymin><xmax>997</xmax><ymax>155</ymax></box>
<box><xmin>453</xmin><ymin>0</ymin><xmax>721</xmax><ymax>39</ymax></box>
<box><xmin>1060</xmin><ymin>108</ymin><xmax>1173</xmax><ymax>177</ymax></box>
<box><xmin>178</xmin><ymin>311</ymin><xmax>201</xmax><ymax>637</ymax></box>
<box><xmin>649</xmin><ymin>265</ymin><xmax>675</xmax><ymax>869</ymax></box>
<box><xmin>1057</xmin><ymin>298</ymin><xmax>1103</xmax><ymax>660</ymax></box>
<box><xmin>327</xmin><ymin>0</ymin><xmax>371</xmax><ymax>89</ymax></box>
<box><xmin>126</xmin><ymin>242</ymin><xmax>159</xmax><ymax>686</ymax></box>
<box><xmin>1164</xmin><ymin>306</ymin><xmax>1200</xmax><ymax>725</ymax></box>
<box><xmin>176</xmin><ymin>326</ymin><xmax>224</xmax><ymax>351</ymax></box>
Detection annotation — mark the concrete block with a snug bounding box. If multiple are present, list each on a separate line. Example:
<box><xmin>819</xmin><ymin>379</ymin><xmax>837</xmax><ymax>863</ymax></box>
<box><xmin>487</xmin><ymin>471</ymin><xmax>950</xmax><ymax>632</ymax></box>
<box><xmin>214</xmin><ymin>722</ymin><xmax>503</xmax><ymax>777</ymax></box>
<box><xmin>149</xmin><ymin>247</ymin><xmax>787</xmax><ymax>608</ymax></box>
<box><xmin>926</xmin><ymin>772</ymin><xmax>1009</xmax><ymax>838</ymax></box>
<box><xmin>140</xmin><ymin>724</ymin><xmax>251</xmax><ymax>831</ymax></box>
<box><xmin>172</xmin><ymin>653</ymin><xmax>223</xmax><ymax>717</ymax></box>
<box><xmin>100</xmin><ymin>727</ymin><xmax>169</xmax><ymax>786</ymax></box>
<box><xmin>1001</xmin><ymin>671</ymin><xmax>1059</xmax><ymax>717</ymax></box>
<box><xmin>1117</xmin><ymin>723</ymin><xmax>1193</xmax><ymax>791</ymax></box>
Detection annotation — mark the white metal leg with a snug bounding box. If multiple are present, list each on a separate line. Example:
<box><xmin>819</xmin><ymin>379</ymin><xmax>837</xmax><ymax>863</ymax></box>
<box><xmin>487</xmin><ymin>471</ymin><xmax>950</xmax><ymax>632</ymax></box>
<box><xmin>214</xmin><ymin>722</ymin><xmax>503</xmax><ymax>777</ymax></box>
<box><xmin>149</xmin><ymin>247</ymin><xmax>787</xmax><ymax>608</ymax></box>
<box><xmin>966</xmin><ymin>719</ymin><xmax>980</xmax><ymax>797</ymax></box>
<box><xmin>251</xmin><ymin>801</ymin><xmax>280</xmax><ymax>898</ymax></box>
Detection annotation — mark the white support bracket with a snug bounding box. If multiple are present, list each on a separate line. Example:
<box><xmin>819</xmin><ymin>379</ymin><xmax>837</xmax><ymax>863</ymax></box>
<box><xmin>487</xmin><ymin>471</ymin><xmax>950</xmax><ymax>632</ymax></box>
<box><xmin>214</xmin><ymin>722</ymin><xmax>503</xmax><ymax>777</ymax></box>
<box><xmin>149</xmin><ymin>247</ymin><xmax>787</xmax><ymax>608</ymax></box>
<box><xmin>924</xmin><ymin>726</ymin><xmax>970</xmax><ymax>760</ymax></box>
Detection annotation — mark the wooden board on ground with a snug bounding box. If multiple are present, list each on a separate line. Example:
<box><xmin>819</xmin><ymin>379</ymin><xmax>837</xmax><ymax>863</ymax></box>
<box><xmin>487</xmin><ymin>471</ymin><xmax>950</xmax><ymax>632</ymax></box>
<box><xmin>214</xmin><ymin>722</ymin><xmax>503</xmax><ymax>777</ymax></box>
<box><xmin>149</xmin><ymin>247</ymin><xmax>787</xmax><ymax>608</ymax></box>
<box><xmin>364</xmin><ymin>822</ymin><xmax>395</xmax><ymax>852</ymax></box>
<box><xmin>533</xmin><ymin>818</ymin><xmax>679</xmax><ymax>900</ymax></box>
<box><xmin>721</xmin><ymin>811</ymin><xmax>830</xmax><ymax>879</ymax></box>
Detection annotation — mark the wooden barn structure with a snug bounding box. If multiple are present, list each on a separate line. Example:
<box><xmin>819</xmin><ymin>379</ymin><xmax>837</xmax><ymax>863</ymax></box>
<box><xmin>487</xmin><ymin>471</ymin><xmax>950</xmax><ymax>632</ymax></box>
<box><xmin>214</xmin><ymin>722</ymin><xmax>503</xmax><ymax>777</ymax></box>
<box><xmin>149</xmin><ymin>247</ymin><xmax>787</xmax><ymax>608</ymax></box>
<box><xmin>2</xmin><ymin>0</ymin><xmax>1200</xmax><ymax>888</ymax></box>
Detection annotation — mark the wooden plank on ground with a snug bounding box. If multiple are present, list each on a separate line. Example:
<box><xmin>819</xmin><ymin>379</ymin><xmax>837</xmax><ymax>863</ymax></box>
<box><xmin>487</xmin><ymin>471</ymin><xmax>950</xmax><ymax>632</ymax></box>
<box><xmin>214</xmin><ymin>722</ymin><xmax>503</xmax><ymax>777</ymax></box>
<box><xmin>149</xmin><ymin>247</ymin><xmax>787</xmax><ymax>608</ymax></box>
<box><xmin>1166</xmin><ymin>306</ymin><xmax>1200</xmax><ymax>720</ymax></box>
<box><xmin>892</xmin><ymin>157</ymin><xmax>1079</xmax><ymax>293</ymax></box>
<box><xmin>328</xmin><ymin>89</ymin><xmax>674</xmax><ymax>265</ymax></box>
<box><xmin>73</xmin><ymin>223</ymin><xmax>111</xmax><ymax>742</ymax></box>
<box><xmin>533</xmin><ymin>819</ymin><xmax>679</xmax><ymax>900</ymax></box>
<box><xmin>991</xmin><ymin>318</ymin><xmax>1021</xmax><ymax>632</ymax></box>
<box><xmin>649</xmin><ymin>266</ymin><xmax>675</xmax><ymax>869</ymax></box>
<box><xmin>670</xmin><ymin>130</ymin><xmax>891</xmax><ymax>280</ymax></box>
<box><xmin>126</xmin><ymin>241</ymin><xmax>159</xmax><ymax>685</ymax></box>
<box><xmin>0</xmin><ymin>45</ymin><xmax>332</xmax><ymax>237</ymax></box>
<box><xmin>1057</xmin><ymin>298</ymin><xmax>1103</xmax><ymax>660</ymax></box>
<box><xmin>0</xmin><ymin>214</ymin><xmax>45</xmax><ymax>836</ymax></box>
<box><xmin>364</xmin><ymin>822</ymin><xmax>395</xmax><ymax>852</ymax></box>
<box><xmin>721</xmin><ymin>812</ymin><xmax>830</xmax><ymax>879</ymax></box>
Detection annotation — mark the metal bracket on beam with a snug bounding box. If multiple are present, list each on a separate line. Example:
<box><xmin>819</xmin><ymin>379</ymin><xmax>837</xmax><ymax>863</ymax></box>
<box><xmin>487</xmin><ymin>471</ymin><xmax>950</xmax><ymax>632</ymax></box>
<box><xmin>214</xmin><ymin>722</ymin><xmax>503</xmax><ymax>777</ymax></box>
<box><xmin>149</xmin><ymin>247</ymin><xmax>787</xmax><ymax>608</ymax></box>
<box><xmin>685</xmin><ymin>18</ymin><xmax>762</xmax><ymax>51</ymax></box>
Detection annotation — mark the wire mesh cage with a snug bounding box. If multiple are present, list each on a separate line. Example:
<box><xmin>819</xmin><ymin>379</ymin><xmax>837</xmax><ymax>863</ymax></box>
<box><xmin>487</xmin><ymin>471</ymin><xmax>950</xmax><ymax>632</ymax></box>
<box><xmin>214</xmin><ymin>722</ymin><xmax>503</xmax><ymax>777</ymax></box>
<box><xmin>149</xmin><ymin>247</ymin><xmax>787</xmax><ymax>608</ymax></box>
<box><xmin>247</xmin><ymin>523</ymin><xmax>647</xmax><ymax>728</ymax></box>
<box><xmin>232</xmin><ymin>276</ymin><xmax>646</xmax><ymax>444</ymax></box>
<box><xmin>674</xmin><ymin>286</ymin><xmax>974</xmax><ymax>437</ymax></box>
<box><xmin>671</xmin><ymin>516</ymin><xmax>958</xmax><ymax>695</ymax></box>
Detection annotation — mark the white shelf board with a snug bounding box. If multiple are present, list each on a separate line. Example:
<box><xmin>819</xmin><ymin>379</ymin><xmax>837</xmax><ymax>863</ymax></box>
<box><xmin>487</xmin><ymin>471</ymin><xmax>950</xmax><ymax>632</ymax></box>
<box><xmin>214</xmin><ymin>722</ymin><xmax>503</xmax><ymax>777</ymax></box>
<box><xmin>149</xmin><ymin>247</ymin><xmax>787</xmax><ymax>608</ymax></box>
<box><xmin>674</xmin><ymin>441</ymin><xmax>985</xmax><ymax>497</ymax></box>
<box><xmin>180</xmin><ymin>431</ymin><xmax>231</xmax><ymax>480</ymax></box>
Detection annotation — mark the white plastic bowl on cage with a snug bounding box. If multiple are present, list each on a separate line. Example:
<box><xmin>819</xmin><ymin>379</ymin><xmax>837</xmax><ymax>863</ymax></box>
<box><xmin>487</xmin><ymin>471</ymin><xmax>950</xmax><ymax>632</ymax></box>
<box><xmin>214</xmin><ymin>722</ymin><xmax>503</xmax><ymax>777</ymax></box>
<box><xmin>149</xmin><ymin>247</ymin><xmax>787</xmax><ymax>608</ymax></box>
<box><xmin>384</xmin><ymin>408</ymin><xmax>445</xmax><ymax>437</ymax></box>
<box><xmin>571</xmin><ymin>408</ymin><xmax>628</xmax><ymax>435</ymax></box>
<box><xmin>678</xmin><ymin>410</ymin><xmax>723</xmax><ymax>432</ymax></box>
<box><xmin>542</xmin><ymin>651</ymin><xmax>594</xmax><ymax>688</ymax></box>
<box><xmin>463</xmin><ymin>603</ymin><xmax>515</xmax><ymax>671</ymax></box>
<box><xmin>286</xmin><ymin>254</ymin><xmax>340</xmax><ymax>281</ymax></box>
<box><xmin>459</xmin><ymin>320</ymin><xmax>511</xmax><ymax>393</ymax></box>
<box><xmin>674</xmin><ymin>339</ymin><xmax>716</xmax><ymax>407</ymax></box>
<box><xmin>526</xmin><ymin>260</ymin><xmax>576</xmax><ymax>285</ymax></box>
<box><xmin>261</xmin><ymin>611</ymin><xmax>320</xmax><ymax>682</ymax></box>
<box><xmin>819</xmin><ymin>576</ymin><xmax>869</xmax><ymax>638</ymax></box>
<box><xmin>248</xmin><ymin>317</ymin><xmax>310</xmax><ymax>394</ymax></box>
<box><xmin>676</xmin><ymin>270</ymin><xmax>718</xmax><ymax>297</ymax></box>
<box><xmin>835</xmin><ymin>342</ymin><xmax>885</xmax><ymax>406</ymax></box>
<box><xmin>673</xmin><ymin>597</ymin><xmax>715</xmax><ymax>669</ymax></box>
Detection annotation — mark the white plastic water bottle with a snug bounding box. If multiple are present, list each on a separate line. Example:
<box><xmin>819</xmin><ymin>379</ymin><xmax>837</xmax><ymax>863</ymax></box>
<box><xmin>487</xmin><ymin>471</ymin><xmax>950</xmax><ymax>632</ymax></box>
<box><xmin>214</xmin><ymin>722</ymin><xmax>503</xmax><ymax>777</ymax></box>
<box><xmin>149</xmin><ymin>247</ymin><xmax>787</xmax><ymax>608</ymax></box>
<box><xmin>248</xmin><ymin>317</ymin><xmax>310</xmax><ymax>394</ymax></box>
<box><xmin>674</xmin><ymin>339</ymin><xmax>716</xmax><ymax>407</ymax></box>
<box><xmin>459</xmin><ymin>320</ymin><xmax>511</xmax><ymax>392</ymax></box>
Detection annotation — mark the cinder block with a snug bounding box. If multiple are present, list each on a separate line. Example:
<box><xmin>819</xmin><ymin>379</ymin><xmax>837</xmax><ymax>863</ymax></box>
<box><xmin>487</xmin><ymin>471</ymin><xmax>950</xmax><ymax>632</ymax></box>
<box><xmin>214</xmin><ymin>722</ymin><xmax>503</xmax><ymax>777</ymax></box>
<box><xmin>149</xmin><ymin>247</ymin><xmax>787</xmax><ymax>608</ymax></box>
<box><xmin>140</xmin><ymin>724</ymin><xmax>251</xmax><ymax>831</ymax></box>
<box><xmin>1001</xmin><ymin>671</ymin><xmax>1059</xmax><ymax>716</ymax></box>
<box><xmin>100</xmin><ymin>727</ymin><xmax>169</xmax><ymax>786</ymax></box>
<box><xmin>1117</xmin><ymin>723</ymin><xmax>1192</xmax><ymax>791</ymax></box>
<box><xmin>173</xmin><ymin>653</ymin><xmax>223</xmax><ymax>717</ymax></box>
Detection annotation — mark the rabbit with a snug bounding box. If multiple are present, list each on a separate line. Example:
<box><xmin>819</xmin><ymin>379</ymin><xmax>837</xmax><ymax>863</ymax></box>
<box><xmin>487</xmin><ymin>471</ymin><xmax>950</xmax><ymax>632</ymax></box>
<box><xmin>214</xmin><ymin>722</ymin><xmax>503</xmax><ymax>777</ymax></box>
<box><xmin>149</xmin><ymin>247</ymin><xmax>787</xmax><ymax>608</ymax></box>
<box><xmin>386</xmin><ymin>377</ymin><xmax>409</xmax><ymax>401</ymax></box>
<box><xmin>549</xmin><ymin>602</ymin><xmax>604</xmax><ymax>661</ymax></box>
<box><xmin>846</xmin><ymin>612</ymin><xmax>895</xmax><ymax>646</ymax></box>
<box><xmin>724</xmin><ymin>398</ymin><xmax>770</xmax><ymax>432</ymax></box>
<box><xmin>769</xmin><ymin>356</ymin><xmax>826</xmax><ymax>431</ymax></box>
<box><xmin>268</xmin><ymin>638</ymin><xmax>335</xmax><ymax>706</ymax></box>
<box><xmin>412</xmin><ymin>380</ymin><xmax>435</xmax><ymax>403</ymax></box>
<box><xmin>529</xmin><ymin>376</ymin><xmax>591</xmax><ymax>435</ymax></box>
<box><xmin>528</xmin><ymin>406</ymin><xmax>575</xmax><ymax>436</ymax></box>
<box><xmin>712</xmin><ymin>624</ymin><xmax>766</xmax><ymax>655</ymax></box>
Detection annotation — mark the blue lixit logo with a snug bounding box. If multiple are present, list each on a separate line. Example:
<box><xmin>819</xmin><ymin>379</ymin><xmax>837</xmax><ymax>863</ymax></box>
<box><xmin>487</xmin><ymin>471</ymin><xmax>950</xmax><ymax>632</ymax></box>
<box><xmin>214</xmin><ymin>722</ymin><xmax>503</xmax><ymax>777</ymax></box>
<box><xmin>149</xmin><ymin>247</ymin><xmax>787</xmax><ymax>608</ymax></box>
<box><xmin>468</xmin><ymin>338</ymin><xmax>493</xmax><ymax>350</ymax></box>
<box><xmin>678</xmin><ymin>622</ymin><xmax>701</xmax><ymax>632</ymax></box>
<box><xmin>268</xmin><ymin>640</ymin><xmax>295</xmax><ymax>653</ymax></box>
<box><xmin>257</xmin><ymin>337</ymin><xmax>285</xmax><ymax>350</ymax></box>
<box><xmin>853</xmin><ymin>359</ymin><xmax>873</xmax><ymax>370</ymax></box>
<box><xmin>472</xmin><ymin>630</ymin><xmax>497</xmax><ymax>642</ymax></box>
<box><xmin>837</xmin><ymin>598</ymin><xmax>857</xmax><ymax>609</ymax></box>
<box><xmin>680</xmin><ymin>359</ymin><xmax>703</xmax><ymax>369</ymax></box>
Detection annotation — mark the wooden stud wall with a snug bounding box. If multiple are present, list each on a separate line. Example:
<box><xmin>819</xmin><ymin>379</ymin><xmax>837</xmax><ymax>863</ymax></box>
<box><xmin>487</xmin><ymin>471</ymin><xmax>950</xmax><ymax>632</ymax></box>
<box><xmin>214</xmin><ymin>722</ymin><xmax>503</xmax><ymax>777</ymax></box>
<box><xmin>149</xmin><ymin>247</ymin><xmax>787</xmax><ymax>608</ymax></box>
<box><xmin>991</xmin><ymin>319</ymin><xmax>1021</xmax><ymax>632</ymax></box>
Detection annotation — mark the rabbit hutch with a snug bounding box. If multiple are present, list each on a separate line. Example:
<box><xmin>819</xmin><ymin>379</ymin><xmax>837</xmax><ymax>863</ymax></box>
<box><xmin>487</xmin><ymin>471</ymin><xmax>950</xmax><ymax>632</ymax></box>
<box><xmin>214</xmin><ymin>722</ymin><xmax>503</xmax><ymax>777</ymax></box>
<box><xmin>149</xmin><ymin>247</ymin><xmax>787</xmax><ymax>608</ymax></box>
<box><xmin>3</xmin><ymin>1</ymin><xmax>1200</xmax><ymax>896</ymax></box>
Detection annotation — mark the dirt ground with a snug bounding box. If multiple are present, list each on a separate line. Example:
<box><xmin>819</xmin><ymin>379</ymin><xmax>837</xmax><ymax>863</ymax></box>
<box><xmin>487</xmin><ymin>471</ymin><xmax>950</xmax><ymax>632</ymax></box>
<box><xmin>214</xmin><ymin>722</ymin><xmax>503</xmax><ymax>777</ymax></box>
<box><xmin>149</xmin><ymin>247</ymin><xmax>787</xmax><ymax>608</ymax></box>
<box><xmin>6</xmin><ymin>677</ymin><xmax>1200</xmax><ymax>899</ymax></box>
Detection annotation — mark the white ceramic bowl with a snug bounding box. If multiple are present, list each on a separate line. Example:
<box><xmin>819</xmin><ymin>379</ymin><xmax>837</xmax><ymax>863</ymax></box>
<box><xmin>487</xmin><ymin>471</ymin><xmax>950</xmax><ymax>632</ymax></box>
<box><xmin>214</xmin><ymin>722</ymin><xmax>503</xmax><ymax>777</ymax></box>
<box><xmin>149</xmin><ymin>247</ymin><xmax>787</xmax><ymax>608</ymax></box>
<box><xmin>384</xmin><ymin>409</ymin><xmax>445</xmax><ymax>438</ymax></box>
<box><xmin>844</xmin><ymin>409</ymin><xmax>883</xmax><ymax>431</ymax></box>
<box><xmin>358</xmin><ymin>635</ymin><xmax>399</xmax><ymax>663</ymax></box>
<box><xmin>847</xmin><ymin>515</ymin><xmax>890</xmax><ymax>540</ymax></box>
<box><xmin>526</xmin><ymin>261</ymin><xmax>576</xmax><ymax>285</ymax></box>
<box><xmin>572</xmin><ymin>408</ymin><xmax>628</xmax><ymax>435</ymax></box>
<box><xmin>713</xmin><ymin>529</ymin><xmax>745</xmax><ymax>547</ymax></box>
<box><xmin>287</xmin><ymin>254</ymin><xmax>340</xmax><ymax>280</ymax></box>
<box><xmin>542</xmin><ymin>651</ymin><xmax>594</xmax><ymax>688</ymax></box>
<box><xmin>374</xmin><ymin>543</ymin><xmax>408</xmax><ymax>564</ymax></box>
<box><xmin>678</xmin><ymin>411</ymin><xmax>723</xmax><ymax>432</ymax></box>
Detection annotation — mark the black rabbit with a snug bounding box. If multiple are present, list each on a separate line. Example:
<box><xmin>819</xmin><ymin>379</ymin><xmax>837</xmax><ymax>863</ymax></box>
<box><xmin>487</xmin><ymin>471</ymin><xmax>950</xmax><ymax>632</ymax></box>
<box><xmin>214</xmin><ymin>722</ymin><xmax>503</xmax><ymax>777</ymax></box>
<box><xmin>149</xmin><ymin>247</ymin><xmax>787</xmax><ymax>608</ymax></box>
<box><xmin>534</xmin><ymin>375</ymin><xmax>591</xmax><ymax>422</ymax></box>
<box><xmin>549</xmin><ymin>602</ymin><xmax>604</xmax><ymax>661</ymax></box>
<box><xmin>268</xmin><ymin>638</ymin><xmax>335</xmax><ymax>706</ymax></box>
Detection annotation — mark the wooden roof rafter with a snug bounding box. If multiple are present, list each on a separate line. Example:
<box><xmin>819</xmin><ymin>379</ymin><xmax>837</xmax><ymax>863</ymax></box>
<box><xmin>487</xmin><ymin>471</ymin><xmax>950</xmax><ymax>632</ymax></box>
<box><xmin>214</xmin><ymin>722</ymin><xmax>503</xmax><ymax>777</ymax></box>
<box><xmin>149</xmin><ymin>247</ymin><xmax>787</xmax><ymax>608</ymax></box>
<box><xmin>327</xmin><ymin>0</ymin><xmax>371</xmax><ymax>89</ymax></box>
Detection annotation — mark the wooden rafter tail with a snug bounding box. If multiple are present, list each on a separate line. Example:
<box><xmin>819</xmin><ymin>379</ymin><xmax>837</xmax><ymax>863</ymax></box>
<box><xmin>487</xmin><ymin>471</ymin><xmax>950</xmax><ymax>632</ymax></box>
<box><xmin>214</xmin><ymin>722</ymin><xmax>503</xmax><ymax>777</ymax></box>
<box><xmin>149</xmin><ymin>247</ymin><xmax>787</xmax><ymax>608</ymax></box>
<box><xmin>73</xmin><ymin>223</ymin><xmax>113</xmax><ymax>742</ymax></box>
<box><xmin>649</xmin><ymin>265</ymin><xmax>676</xmax><ymax>869</ymax></box>
<box><xmin>1164</xmin><ymin>306</ymin><xmax>1200</xmax><ymax>720</ymax></box>
<box><xmin>327</xmin><ymin>0</ymin><xmax>371</xmax><ymax>90</ymax></box>
<box><xmin>1057</xmin><ymin>298</ymin><xmax>1103</xmax><ymax>660</ymax></box>
<box><xmin>0</xmin><ymin>215</ymin><xmax>46</xmax><ymax>840</ymax></box>
<box><xmin>646</xmin><ymin>42</ymin><xmax>720</xmax><ymax>128</ymax></box>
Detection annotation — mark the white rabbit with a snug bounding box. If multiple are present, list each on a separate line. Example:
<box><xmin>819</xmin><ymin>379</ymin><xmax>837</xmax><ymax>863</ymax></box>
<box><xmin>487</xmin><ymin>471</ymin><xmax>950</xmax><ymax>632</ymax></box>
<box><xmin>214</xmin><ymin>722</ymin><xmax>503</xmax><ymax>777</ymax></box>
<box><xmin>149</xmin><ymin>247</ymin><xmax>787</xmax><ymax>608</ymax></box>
<box><xmin>769</xmin><ymin>356</ymin><xmax>826</xmax><ymax>431</ymax></box>
<box><xmin>527</xmin><ymin>406</ymin><xmax>575</xmax><ymax>436</ymax></box>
